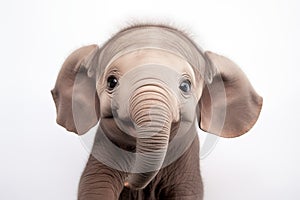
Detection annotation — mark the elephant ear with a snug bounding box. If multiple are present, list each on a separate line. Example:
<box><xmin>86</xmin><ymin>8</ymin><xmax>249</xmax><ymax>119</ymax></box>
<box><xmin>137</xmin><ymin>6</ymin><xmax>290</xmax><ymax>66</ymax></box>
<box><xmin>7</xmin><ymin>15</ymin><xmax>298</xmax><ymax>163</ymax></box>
<box><xmin>51</xmin><ymin>45</ymin><xmax>100</xmax><ymax>135</ymax></box>
<box><xmin>199</xmin><ymin>51</ymin><xmax>263</xmax><ymax>138</ymax></box>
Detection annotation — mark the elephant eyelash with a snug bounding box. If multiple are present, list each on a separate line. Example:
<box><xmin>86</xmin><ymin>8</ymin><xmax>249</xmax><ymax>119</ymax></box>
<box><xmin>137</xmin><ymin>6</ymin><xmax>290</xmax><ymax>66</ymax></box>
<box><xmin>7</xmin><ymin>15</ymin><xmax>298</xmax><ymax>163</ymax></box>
<box><xmin>180</xmin><ymin>74</ymin><xmax>192</xmax><ymax>84</ymax></box>
<box><xmin>106</xmin><ymin>69</ymin><xmax>121</xmax><ymax>78</ymax></box>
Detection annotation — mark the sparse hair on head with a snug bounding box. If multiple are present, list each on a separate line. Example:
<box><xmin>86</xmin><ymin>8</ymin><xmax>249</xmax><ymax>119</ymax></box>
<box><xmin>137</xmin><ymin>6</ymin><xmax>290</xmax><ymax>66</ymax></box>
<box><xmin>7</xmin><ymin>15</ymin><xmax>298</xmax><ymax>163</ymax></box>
<box><xmin>95</xmin><ymin>22</ymin><xmax>215</xmax><ymax>84</ymax></box>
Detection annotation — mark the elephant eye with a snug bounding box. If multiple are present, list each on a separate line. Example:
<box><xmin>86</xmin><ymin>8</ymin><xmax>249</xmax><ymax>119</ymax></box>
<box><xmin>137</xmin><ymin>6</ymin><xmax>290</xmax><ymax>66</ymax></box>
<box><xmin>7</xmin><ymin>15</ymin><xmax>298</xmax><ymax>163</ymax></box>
<box><xmin>179</xmin><ymin>79</ymin><xmax>191</xmax><ymax>93</ymax></box>
<box><xmin>107</xmin><ymin>75</ymin><xmax>118</xmax><ymax>90</ymax></box>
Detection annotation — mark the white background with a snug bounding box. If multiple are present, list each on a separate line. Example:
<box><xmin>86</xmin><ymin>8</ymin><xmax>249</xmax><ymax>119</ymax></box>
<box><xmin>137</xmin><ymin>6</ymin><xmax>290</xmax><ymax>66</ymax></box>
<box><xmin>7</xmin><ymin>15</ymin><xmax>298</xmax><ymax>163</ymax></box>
<box><xmin>0</xmin><ymin>0</ymin><xmax>299</xmax><ymax>199</ymax></box>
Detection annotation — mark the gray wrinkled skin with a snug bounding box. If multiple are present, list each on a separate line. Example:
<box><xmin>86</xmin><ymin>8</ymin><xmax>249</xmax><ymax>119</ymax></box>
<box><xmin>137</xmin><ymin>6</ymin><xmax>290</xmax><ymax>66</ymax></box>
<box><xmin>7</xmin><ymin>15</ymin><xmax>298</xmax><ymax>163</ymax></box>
<box><xmin>51</xmin><ymin>24</ymin><xmax>263</xmax><ymax>200</ymax></box>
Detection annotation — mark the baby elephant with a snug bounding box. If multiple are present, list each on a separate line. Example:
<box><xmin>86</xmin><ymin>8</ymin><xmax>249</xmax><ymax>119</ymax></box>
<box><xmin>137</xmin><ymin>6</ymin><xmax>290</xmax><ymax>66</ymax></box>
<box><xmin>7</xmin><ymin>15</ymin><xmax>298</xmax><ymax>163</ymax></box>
<box><xmin>51</xmin><ymin>24</ymin><xmax>262</xmax><ymax>200</ymax></box>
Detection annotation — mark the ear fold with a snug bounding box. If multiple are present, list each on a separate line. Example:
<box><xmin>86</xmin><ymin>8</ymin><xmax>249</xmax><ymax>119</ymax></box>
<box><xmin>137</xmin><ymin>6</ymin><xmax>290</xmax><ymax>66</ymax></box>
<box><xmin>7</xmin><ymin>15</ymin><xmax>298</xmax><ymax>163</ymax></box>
<box><xmin>199</xmin><ymin>51</ymin><xmax>263</xmax><ymax>138</ymax></box>
<box><xmin>51</xmin><ymin>45</ymin><xmax>100</xmax><ymax>135</ymax></box>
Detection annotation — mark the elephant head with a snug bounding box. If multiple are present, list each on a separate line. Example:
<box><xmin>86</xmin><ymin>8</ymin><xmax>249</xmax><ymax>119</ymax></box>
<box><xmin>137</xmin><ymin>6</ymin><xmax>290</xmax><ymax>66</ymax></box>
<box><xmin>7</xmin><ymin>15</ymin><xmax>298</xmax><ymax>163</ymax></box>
<box><xmin>51</xmin><ymin>25</ymin><xmax>262</xmax><ymax>190</ymax></box>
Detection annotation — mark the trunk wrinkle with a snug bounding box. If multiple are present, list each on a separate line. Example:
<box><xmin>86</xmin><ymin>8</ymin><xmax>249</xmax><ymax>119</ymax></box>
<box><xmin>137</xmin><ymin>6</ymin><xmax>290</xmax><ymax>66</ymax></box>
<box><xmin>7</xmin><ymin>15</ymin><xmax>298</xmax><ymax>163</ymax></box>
<box><xmin>125</xmin><ymin>88</ymin><xmax>173</xmax><ymax>190</ymax></box>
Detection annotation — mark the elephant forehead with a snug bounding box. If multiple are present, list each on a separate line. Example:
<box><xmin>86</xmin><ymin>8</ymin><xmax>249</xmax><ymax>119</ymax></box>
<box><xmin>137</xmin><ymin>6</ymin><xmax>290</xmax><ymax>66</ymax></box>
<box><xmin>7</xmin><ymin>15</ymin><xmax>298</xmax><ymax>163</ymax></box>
<box><xmin>105</xmin><ymin>49</ymin><xmax>196</xmax><ymax>81</ymax></box>
<box><xmin>118</xmin><ymin>64</ymin><xmax>183</xmax><ymax>90</ymax></box>
<box><xmin>95</xmin><ymin>26</ymin><xmax>214</xmax><ymax>84</ymax></box>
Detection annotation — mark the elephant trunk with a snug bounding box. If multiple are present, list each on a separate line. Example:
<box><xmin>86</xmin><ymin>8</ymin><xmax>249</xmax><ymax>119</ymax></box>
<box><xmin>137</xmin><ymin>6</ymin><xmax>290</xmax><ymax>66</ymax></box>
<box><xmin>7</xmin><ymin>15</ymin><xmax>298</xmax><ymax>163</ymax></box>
<box><xmin>125</xmin><ymin>86</ymin><xmax>174</xmax><ymax>189</ymax></box>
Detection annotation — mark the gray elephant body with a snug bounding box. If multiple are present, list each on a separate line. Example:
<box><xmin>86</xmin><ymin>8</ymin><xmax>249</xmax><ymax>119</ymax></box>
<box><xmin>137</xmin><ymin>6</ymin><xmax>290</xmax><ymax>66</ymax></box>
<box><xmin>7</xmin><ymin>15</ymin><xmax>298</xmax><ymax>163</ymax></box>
<box><xmin>51</xmin><ymin>24</ymin><xmax>262</xmax><ymax>200</ymax></box>
<box><xmin>119</xmin><ymin>134</ymin><xmax>202</xmax><ymax>200</ymax></box>
<box><xmin>79</xmin><ymin>123</ymin><xmax>202</xmax><ymax>199</ymax></box>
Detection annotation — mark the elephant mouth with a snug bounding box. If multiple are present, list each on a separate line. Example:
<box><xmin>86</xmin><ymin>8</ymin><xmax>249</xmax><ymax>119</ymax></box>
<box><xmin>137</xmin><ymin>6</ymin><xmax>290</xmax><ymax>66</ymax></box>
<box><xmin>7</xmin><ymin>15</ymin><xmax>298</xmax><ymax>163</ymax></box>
<box><xmin>100</xmin><ymin>116</ymin><xmax>180</xmax><ymax>151</ymax></box>
<box><xmin>105</xmin><ymin>115</ymin><xmax>136</xmax><ymax>132</ymax></box>
<box><xmin>100</xmin><ymin>117</ymin><xmax>137</xmax><ymax>152</ymax></box>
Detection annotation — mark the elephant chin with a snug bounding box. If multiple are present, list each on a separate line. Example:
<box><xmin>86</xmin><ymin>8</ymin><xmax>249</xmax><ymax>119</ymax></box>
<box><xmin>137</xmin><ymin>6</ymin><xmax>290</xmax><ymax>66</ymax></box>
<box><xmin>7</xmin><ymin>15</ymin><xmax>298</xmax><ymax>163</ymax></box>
<box><xmin>123</xmin><ymin>88</ymin><xmax>174</xmax><ymax>190</ymax></box>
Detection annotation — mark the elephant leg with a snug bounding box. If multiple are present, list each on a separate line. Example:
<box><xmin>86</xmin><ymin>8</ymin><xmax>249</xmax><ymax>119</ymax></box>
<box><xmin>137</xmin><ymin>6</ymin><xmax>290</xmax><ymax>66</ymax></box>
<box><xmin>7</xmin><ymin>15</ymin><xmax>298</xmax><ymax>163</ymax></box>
<box><xmin>119</xmin><ymin>187</ymin><xmax>141</xmax><ymax>200</ymax></box>
<box><xmin>158</xmin><ymin>135</ymin><xmax>203</xmax><ymax>200</ymax></box>
<box><xmin>78</xmin><ymin>155</ymin><xmax>126</xmax><ymax>200</ymax></box>
<box><xmin>119</xmin><ymin>181</ymin><xmax>159</xmax><ymax>200</ymax></box>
